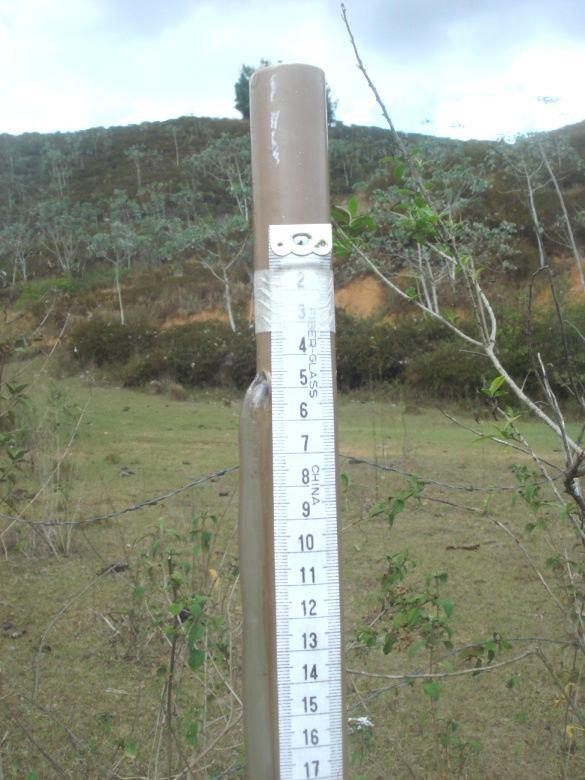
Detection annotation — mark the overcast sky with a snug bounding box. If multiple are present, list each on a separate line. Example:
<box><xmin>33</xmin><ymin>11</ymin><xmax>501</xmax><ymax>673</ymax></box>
<box><xmin>1</xmin><ymin>0</ymin><xmax>583</xmax><ymax>140</ymax></box>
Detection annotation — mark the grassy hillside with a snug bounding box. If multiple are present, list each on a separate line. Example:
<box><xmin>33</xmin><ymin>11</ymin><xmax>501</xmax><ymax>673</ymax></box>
<box><xmin>0</xmin><ymin>113</ymin><xmax>583</xmax><ymax>400</ymax></box>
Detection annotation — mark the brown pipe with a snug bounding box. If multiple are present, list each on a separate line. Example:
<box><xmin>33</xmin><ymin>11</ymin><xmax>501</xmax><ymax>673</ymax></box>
<box><xmin>239</xmin><ymin>62</ymin><xmax>346</xmax><ymax>779</ymax></box>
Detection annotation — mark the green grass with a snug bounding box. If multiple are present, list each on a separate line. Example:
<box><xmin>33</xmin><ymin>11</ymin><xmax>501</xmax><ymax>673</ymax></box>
<box><xmin>0</xmin><ymin>369</ymin><xmax>582</xmax><ymax>778</ymax></box>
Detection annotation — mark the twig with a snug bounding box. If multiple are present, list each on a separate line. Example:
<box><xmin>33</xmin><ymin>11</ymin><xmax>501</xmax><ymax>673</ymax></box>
<box><xmin>535</xmin><ymin>647</ymin><xmax>585</xmax><ymax>728</ymax></box>
<box><xmin>6</xmin><ymin>713</ymin><xmax>70</xmax><ymax>778</ymax></box>
<box><xmin>347</xmin><ymin>648</ymin><xmax>536</xmax><ymax>682</ymax></box>
<box><xmin>32</xmin><ymin>574</ymin><xmax>104</xmax><ymax>702</ymax></box>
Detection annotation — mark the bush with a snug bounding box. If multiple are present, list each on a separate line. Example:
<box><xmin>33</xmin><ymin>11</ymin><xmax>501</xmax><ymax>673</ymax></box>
<box><xmin>494</xmin><ymin>305</ymin><xmax>585</xmax><ymax>399</ymax></box>
<box><xmin>121</xmin><ymin>322</ymin><xmax>256</xmax><ymax>389</ymax></box>
<box><xmin>404</xmin><ymin>341</ymin><xmax>489</xmax><ymax>399</ymax></box>
<box><xmin>70</xmin><ymin>320</ymin><xmax>157</xmax><ymax>366</ymax></box>
<box><xmin>67</xmin><ymin>306</ymin><xmax>585</xmax><ymax>400</ymax></box>
<box><xmin>335</xmin><ymin>309</ymin><xmax>455</xmax><ymax>389</ymax></box>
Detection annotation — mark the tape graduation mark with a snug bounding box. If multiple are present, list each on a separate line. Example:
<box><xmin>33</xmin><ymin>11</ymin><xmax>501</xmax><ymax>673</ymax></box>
<box><xmin>267</xmin><ymin>224</ymin><xmax>343</xmax><ymax>780</ymax></box>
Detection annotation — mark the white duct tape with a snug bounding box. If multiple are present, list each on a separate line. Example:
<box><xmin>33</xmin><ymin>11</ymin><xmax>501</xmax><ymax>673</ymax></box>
<box><xmin>254</xmin><ymin>224</ymin><xmax>336</xmax><ymax>333</ymax></box>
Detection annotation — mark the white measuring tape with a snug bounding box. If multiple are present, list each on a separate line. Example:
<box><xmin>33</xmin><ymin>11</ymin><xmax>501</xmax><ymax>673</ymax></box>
<box><xmin>255</xmin><ymin>224</ymin><xmax>344</xmax><ymax>780</ymax></box>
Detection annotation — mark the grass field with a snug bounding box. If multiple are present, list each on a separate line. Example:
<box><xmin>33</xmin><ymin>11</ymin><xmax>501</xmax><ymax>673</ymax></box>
<box><xmin>0</xmin><ymin>366</ymin><xmax>582</xmax><ymax>779</ymax></box>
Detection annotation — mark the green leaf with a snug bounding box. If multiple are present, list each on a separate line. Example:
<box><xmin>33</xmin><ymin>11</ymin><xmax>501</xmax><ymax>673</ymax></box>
<box><xmin>124</xmin><ymin>740</ymin><xmax>138</xmax><ymax>759</ymax></box>
<box><xmin>187</xmin><ymin>623</ymin><xmax>205</xmax><ymax>646</ymax></box>
<box><xmin>357</xmin><ymin>628</ymin><xmax>377</xmax><ymax>647</ymax></box>
<box><xmin>349</xmin><ymin>214</ymin><xmax>375</xmax><ymax>233</ymax></box>
<box><xmin>340</xmin><ymin>472</ymin><xmax>350</xmax><ymax>492</ymax></box>
<box><xmin>333</xmin><ymin>237</ymin><xmax>351</xmax><ymax>258</ymax></box>
<box><xmin>484</xmin><ymin>375</ymin><xmax>506</xmax><ymax>398</ymax></box>
<box><xmin>439</xmin><ymin>598</ymin><xmax>454</xmax><ymax>618</ymax></box>
<box><xmin>422</xmin><ymin>681</ymin><xmax>440</xmax><ymax>701</ymax></box>
<box><xmin>393</xmin><ymin>162</ymin><xmax>406</xmax><ymax>181</ymax></box>
<box><xmin>331</xmin><ymin>205</ymin><xmax>351</xmax><ymax>225</ymax></box>
<box><xmin>185</xmin><ymin>719</ymin><xmax>199</xmax><ymax>748</ymax></box>
<box><xmin>7</xmin><ymin>382</ymin><xmax>28</xmax><ymax>396</ymax></box>
<box><xmin>382</xmin><ymin>634</ymin><xmax>396</xmax><ymax>655</ymax></box>
<box><xmin>347</xmin><ymin>195</ymin><xmax>359</xmax><ymax>218</ymax></box>
<box><xmin>188</xmin><ymin>648</ymin><xmax>205</xmax><ymax>671</ymax></box>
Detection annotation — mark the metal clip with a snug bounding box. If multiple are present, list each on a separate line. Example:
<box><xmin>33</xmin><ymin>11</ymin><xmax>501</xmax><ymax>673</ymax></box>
<box><xmin>269</xmin><ymin>223</ymin><xmax>332</xmax><ymax>257</ymax></box>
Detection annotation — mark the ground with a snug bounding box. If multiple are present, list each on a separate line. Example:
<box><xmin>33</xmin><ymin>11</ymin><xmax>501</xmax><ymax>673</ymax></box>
<box><xmin>0</xmin><ymin>367</ymin><xmax>581</xmax><ymax>779</ymax></box>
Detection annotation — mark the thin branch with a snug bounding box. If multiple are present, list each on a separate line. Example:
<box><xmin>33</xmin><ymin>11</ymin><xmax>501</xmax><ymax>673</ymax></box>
<box><xmin>347</xmin><ymin>649</ymin><xmax>536</xmax><ymax>682</ymax></box>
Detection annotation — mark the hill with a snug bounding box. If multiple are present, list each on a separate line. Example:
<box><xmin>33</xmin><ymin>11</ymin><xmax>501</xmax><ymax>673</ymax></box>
<box><xmin>0</xmin><ymin>114</ymin><xmax>584</xmax><ymax>399</ymax></box>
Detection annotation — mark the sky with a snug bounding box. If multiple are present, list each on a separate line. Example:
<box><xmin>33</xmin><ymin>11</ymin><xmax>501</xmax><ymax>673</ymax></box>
<box><xmin>0</xmin><ymin>0</ymin><xmax>584</xmax><ymax>141</ymax></box>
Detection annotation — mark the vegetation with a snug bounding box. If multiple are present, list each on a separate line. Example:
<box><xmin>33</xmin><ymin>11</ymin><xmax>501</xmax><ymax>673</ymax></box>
<box><xmin>0</xmin><ymin>32</ymin><xmax>585</xmax><ymax>779</ymax></box>
<box><xmin>1</xmin><ymin>374</ymin><xmax>582</xmax><ymax>778</ymax></box>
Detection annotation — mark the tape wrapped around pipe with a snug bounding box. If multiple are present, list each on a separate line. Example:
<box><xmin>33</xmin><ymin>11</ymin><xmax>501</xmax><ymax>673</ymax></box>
<box><xmin>254</xmin><ymin>223</ymin><xmax>336</xmax><ymax>334</ymax></box>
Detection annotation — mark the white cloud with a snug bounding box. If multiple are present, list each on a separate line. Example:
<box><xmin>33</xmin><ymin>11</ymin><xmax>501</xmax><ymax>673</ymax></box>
<box><xmin>429</xmin><ymin>45</ymin><xmax>585</xmax><ymax>140</ymax></box>
<box><xmin>0</xmin><ymin>0</ymin><xmax>583</xmax><ymax>138</ymax></box>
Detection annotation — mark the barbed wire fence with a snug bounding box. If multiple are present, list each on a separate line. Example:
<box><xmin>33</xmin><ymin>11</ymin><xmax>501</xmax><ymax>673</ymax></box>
<box><xmin>0</xmin><ymin>452</ymin><xmax>551</xmax><ymax>530</ymax></box>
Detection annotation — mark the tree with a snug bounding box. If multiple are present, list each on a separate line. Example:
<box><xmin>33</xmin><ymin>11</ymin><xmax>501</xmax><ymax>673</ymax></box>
<box><xmin>492</xmin><ymin>134</ymin><xmax>585</xmax><ymax>288</ymax></box>
<box><xmin>89</xmin><ymin>221</ymin><xmax>139</xmax><ymax>325</ymax></box>
<box><xmin>340</xmin><ymin>4</ymin><xmax>585</xmax><ymax>758</ymax></box>
<box><xmin>184</xmin><ymin>134</ymin><xmax>251</xmax><ymax>223</ymax></box>
<box><xmin>36</xmin><ymin>198</ymin><xmax>97</xmax><ymax>276</ymax></box>
<box><xmin>0</xmin><ymin>220</ymin><xmax>33</xmax><ymax>284</ymax></box>
<box><xmin>179</xmin><ymin>214</ymin><xmax>249</xmax><ymax>332</ymax></box>
<box><xmin>125</xmin><ymin>145</ymin><xmax>149</xmax><ymax>190</ymax></box>
<box><xmin>234</xmin><ymin>60</ymin><xmax>270</xmax><ymax>119</ymax></box>
<box><xmin>326</xmin><ymin>85</ymin><xmax>338</xmax><ymax>126</ymax></box>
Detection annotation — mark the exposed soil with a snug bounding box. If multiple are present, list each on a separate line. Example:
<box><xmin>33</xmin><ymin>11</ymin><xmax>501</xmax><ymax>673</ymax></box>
<box><xmin>334</xmin><ymin>274</ymin><xmax>386</xmax><ymax>317</ymax></box>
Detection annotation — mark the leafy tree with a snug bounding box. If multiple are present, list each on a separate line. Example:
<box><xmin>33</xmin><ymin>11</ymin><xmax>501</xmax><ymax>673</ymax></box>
<box><xmin>339</xmin><ymin>10</ymin><xmax>585</xmax><ymax>759</ymax></box>
<box><xmin>0</xmin><ymin>220</ymin><xmax>33</xmax><ymax>284</ymax></box>
<box><xmin>489</xmin><ymin>134</ymin><xmax>585</xmax><ymax>287</ymax></box>
<box><xmin>234</xmin><ymin>60</ymin><xmax>270</xmax><ymax>119</ymax></box>
<box><xmin>138</xmin><ymin>215</ymin><xmax>184</xmax><ymax>269</ymax></box>
<box><xmin>90</xmin><ymin>221</ymin><xmax>140</xmax><ymax>325</ymax></box>
<box><xmin>326</xmin><ymin>86</ymin><xmax>338</xmax><ymax>126</ymax></box>
<box><xmin>184</xmin><ymin>134</ymin><xmax>251</xmax><ymax>222</ymax></box>
<box><xmin>36</xmin><ymin>198</ymin><xmax>97</xmax><ymax>276</ymax></box>
<box><xmin>179</xmin><ymin>213</ymin><xmax>250</xmax><ymax>332</ymax></box>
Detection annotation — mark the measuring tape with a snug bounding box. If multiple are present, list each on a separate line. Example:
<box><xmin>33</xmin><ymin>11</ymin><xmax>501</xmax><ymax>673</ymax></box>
<box><xmin>258</xmin><ymin>224</ymin><xmax>344</xmax><ymax>779</ymax></box>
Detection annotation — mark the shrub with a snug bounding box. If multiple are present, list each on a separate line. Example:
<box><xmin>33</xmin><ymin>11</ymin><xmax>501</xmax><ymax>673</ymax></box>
<box><xmin>404</xmin><ymin>341</ymin><xmax>489</xmax><ymax>399</ymax></box>
<box><xmin>67</xmin><ymin>305</ymin><xmax>585</xmax><ymax>399</ymax></box>
<box><xmin>335</xmin><ymin>309</ymin><xmax>455</xmax><ymax>389</ymax></box>
<box><xmin>70</xmin><ymin>320</ymin><xmax>157</xmax><ymax>366</ymax></box>
<box><xmin>336</xmin><ymin>310</ymin><xmax>381</xmax><ymax>389</ymax></box>
<box><xmin>121</xmin><ymin>322</ymin><xmax>255</xmax><ymax>389</ymax></box>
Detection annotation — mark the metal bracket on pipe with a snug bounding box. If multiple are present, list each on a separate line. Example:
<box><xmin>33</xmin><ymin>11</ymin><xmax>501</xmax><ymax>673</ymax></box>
<box><xmin>269</xmin><ymin>223</ymin><xmax>332</xmax><ymax>257</ymax></box>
